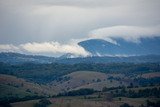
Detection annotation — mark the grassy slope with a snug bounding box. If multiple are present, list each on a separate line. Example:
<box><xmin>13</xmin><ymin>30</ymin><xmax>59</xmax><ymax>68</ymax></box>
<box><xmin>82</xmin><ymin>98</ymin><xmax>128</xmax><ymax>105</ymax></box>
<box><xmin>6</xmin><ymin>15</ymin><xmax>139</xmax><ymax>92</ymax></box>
<box><xmin>0</xmin><ymin>71</ymin><xmax>129</xmax><ymax>99</ymax></box>
<box><xmin>50</xmin><ymin>71</ymin><xmax>129</xmax><ymax>92</ymax></box>
<box><xmin>11</xmin><ymin>96</ymin><xmax>160</xmax><ymax>107</ymax></box>
<box><xmin>11</xmin><ymin>100</ymin><xmax>38</xmax><ymax>107</ymax></box>
<box><xmin>141</xmin><ymin>72</ymin><xmax>160</xmax><ymax>78</ymax></box>
<box><xmin>0</xmin><ymin>74</ymin><xmax>57</xmax><ymax>97</ymax></box>
<box><xmin>0</xmin><ymin>84</ymin><xmax>34</xmax><ymax>99</ymax></box>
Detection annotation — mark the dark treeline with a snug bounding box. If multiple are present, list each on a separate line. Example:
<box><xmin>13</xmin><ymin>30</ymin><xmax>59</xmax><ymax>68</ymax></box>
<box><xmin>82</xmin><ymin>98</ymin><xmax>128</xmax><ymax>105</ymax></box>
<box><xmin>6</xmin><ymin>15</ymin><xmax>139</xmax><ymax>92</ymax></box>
<box><xmin>0</xmin><ymin>62</ymin><xmax>159</xmax><ymax>83</ymax></box>
<box><xmin>134</xmin><ymin>77</ymin><xmax>160</xmax><ymax>86</ymax></box>
<box><xmin>34</xmin><ymin>98</ymin><xmax>51</xmax><ymax>107</ymax></box>
<box><xmin>57</xmin><ymin>88</ymin><xmax>96</xmax><ymax>96</ymax></box>
<box><xmin>111</xmin><ymin>87</ymin><xmax>160</xmax><ymax>98</ymax></box>
<box><xmin>102</xmin><ymin>86</ymin><xmax>124</xmax><ymax>92</ymax></box>
<box><xmin>146</xmin><ymin>100</ymin><xmax>160</xmax><ymax>107</ymax></box>
<box><xmin>0</xmin><ymin>95</ymin><xmax>44</xmax><ymax>105</ymax></box>
<box><xmin>120</xmin><ymin>103</ymin><xmax>134</xmax><ymax>107</ymax></box>
<box><xmin>56</xmin><ymin>86</ymin><xmax>160</xmax><ymax>99</ymax></box>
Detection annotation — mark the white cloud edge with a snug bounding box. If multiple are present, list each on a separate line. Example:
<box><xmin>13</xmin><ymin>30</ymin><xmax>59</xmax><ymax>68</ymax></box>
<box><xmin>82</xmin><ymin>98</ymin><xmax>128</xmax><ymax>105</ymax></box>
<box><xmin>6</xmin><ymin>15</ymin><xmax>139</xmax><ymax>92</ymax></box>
<box><xmin>89</xmin><ymin>25</ymin><xmax>160</xmax><ymax>43</ymax></box>
<box><xmin>0</xmin><ymin>41</ymin><xmax>91</xmax><ymax>57</ymax></box>
<box><xmin>0</xmin><ymin>25</ymin><xmax>160</xmax><ymax>57</ymax></box>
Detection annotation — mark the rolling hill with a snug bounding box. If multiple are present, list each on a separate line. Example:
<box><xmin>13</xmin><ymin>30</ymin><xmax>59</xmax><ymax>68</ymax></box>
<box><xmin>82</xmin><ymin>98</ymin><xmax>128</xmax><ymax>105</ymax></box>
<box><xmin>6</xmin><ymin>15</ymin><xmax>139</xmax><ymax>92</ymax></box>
<box><xmin>0</xmin><ymin>74</ymin><xmax>57</xmax><ymax>97</ymax></box>
<box><xmin>0</xmin><ymin>52</ymin><xmax>55</xmax><ymax>64</ymax></box>
<box><xmin>0</xmin><ymin>52</ymin><xmax>160</xmax><ymax>64</ymax></box>
<box><xmin>49</xmin><ymin>71</ymin><xmax>129</xmax><ymax>91</ymax></box>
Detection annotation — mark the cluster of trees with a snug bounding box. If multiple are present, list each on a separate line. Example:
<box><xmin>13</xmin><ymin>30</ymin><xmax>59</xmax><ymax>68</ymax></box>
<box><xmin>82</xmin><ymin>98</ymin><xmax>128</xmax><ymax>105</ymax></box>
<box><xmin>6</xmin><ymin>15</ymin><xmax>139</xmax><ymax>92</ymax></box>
<box><xmin>0</xmin><ymin>62</ymin><xmax>159</xmax><ymax>84</ymax></box>
<box><xmin>57</xmin><ymin>88</ymin><xmax>96</xmax><ymax>96</ymax></box>
<box><xmin>134</xmin><ymin>77</ymin><xmax>160</xmax><ymax>86</ymax></box>
<box><xmin>102</xmin><ymin>85</ymin><xmax>160</xmax><ymax>99</ymax></box>
<box><xmin>56</xmin><ymin>76</ymin><xmax>71</xmax><ymax>82</ymax></box>
<box><xmin>0</xmin><ymin>95</ymin><xmax>44</xmax><ymax>105</ymax></box>
<box><xmin>102</xmin><ymin>86</ymin><xmax>124</xmax><ymax>92</ymax></box>
<box><xmin>0</xmin><ymin>103</ymin><xmax>12</xmax><ymax>107</ymax></box>
<box><xmin>146</xmin><ymin>100</ymin><xmax>160</xmax><ymax>107</ymax></box>
<box><xmin>120</xmin><ymin>103</ymin><xmax>134</xmax><ymax>107</ymax></box>
<box><xmin>34</xmin><ymin>98</ymin><xmax>51</xmax><ymax>107</ymax></box>
<box><xmin>111</xmin><ymin>87</ymin><xmax>160</xmax><ymax>98</ymax></box>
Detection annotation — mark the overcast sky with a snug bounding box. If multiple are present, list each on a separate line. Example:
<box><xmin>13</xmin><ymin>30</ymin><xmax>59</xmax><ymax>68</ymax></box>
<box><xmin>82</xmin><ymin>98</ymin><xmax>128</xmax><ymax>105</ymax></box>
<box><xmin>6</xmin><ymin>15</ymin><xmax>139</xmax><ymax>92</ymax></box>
<box><xmin>0</xmin><ymin>0</ymin><xmax>160</xmax><ymax>56</ymax></box>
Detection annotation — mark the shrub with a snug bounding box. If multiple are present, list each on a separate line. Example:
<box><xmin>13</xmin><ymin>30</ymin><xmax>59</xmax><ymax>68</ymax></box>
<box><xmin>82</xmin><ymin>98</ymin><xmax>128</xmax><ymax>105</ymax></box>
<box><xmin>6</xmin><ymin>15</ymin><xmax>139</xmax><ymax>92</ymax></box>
<box><xmin>34</xmin><ymin>98</ymin><xmax>51</xmax><ymax>107</ymax></box>
<box><xmin>120</xmin><ymin>103</ymin><xmax>134</xmax><ymax>107</ymax></box>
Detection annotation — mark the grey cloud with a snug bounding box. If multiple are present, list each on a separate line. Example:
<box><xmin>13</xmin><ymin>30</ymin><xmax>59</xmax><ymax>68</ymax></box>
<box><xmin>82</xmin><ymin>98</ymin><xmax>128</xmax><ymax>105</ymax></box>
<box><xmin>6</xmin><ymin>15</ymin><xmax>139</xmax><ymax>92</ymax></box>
<box><xmin>0</xmin><ymin>0</ymin><xmax>160</xmax><ymax>56</ymax></box>
<box><xmin>89</xmin><ymin>25</ymin><xmax>160</xmax><ymax>43</ymax></box>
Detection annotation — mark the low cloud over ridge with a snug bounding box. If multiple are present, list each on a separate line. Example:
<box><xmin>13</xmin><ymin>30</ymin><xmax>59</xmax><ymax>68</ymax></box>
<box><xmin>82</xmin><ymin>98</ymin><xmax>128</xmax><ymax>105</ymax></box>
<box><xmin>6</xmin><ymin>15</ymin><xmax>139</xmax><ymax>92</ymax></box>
<box><xmin>89</xmin><ymin>25</ymin><xmax>160</xmax><ymax>43</ymax></box>
<box><xmin>0</xmin><ymin>42</ymin><xmax>91</xmax><ymax>57</ymax></box>
<box><xmin>0</xmin><ymin>25</ymin><xmax>160</xmax><ymax>56</ymax></box>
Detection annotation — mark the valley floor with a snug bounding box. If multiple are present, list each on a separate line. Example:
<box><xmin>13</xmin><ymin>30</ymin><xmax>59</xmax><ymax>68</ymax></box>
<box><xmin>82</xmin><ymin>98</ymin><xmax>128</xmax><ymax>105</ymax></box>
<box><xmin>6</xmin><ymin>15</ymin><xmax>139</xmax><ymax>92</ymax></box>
<box><xmin>11</xmin><ymin>97</ymin><xmax>160</xmax><ymax>107</ymax></box>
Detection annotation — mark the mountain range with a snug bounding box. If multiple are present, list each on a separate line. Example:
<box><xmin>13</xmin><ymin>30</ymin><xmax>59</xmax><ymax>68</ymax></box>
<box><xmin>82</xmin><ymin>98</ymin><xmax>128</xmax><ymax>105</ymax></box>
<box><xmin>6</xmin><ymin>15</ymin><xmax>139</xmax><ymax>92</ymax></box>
<box><xmin>0</xmin><ymin>37</ymin><xmax>160</xmax><ymax>64</ymax></box>
<box><xmin>0</xmin><ymin>52</ymin><xmax>160</xmax><ymax>64</ymax></box>
<box><xmin>79</xmin><ymin>37</ymin><xmax>160</xmax><ymax>56</ymax></box>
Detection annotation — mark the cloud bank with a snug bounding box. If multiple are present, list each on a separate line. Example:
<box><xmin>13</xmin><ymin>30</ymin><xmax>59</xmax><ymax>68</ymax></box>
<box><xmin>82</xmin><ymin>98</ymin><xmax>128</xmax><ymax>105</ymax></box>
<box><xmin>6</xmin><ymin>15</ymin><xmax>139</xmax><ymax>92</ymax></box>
<box><xmin>0</xmin><ymin>25</ymin><xmax>160</xmax><ymax>56</ymax></box>
<box><xmin>0</xmin><ymin>44</ymin><xmax>20</xmax><ymax>53</ymax></box>
<box><xmin>20</xmin><ymin>42</ymin><xmax>90</xmax><ymax>56</ymax></box>
<box><xmin>0</xmin><ymin>42</ymin><xmax>90</xmax><ymax>57</ymax></box>
<box><xmin>0</xmin><ymin>0</ymin><xmax>160</xmax><ymax>56</ymax></box>
<box><xmin>0</xmin><ymin>0</ymin><xmax>160</xmax><ymax>44</ymax></box>
<box><xmin>89</xmin><ymin>25</ymin><xmax>160</xmax><ymax>43</ymax></box>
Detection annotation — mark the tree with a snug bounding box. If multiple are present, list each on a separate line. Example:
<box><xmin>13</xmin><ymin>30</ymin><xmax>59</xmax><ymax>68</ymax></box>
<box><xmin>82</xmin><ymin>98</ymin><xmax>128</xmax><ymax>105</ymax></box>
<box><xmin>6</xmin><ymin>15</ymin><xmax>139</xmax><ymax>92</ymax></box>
<box><xmin>34</xmin><ymin>98</ymin><xmax>51</xmax><ymax>107</ymax></box>
<box><xmin>129</xmin><ymin>83</ymin><xmax>133</xmax><ymax>88</ymax></box>
<box><xmin>120</xmin><ymin>103</ymin><xmax>134</xmax><ymax>107</ymax></box>
<box><xmin>119</xmin><ymin>97</ymin><xmax>122</xmax><ymax>101</ymax></box>
<box><xmin>97</xmin><ymin>78</ymin><xmax>101</xmax><ymax>82</ymax></box>
<box><xmin>103</xmin><ymin>93</ymin><xmax>113</xmax><ymax>102</ymax></box>
<box><xmin>102</xmin><ymin>87</ymin><xmax>108</xmax><ymax>92</ymax></box>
